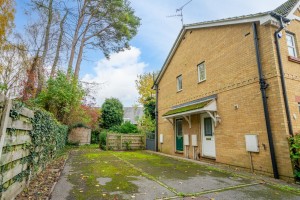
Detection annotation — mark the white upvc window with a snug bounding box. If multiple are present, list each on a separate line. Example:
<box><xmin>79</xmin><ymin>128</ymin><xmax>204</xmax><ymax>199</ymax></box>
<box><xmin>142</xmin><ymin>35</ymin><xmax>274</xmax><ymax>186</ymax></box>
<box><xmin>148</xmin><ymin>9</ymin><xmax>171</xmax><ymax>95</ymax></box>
<box><xmin>286</xmin><ymin>33</ymin><xmax>297</xmax><ymax>57</ymax></box>
<box><xmin>197</xmin><ymin>62</ymin><xmax>206</xmax><ymax>83</ymax></box>
<box><xmin>177</xmin><ymin>75</ymin><xmax>182</xmax><ymax>91</ymax></box>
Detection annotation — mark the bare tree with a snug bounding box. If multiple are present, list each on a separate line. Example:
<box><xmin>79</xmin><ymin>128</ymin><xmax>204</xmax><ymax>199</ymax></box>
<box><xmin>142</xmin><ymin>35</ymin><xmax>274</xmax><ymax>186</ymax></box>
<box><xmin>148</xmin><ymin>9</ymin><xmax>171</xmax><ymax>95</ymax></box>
<box><xmin>0</xmin><ymin>38</ymin><xmax>29</xmax><ymax>98</ymax></box>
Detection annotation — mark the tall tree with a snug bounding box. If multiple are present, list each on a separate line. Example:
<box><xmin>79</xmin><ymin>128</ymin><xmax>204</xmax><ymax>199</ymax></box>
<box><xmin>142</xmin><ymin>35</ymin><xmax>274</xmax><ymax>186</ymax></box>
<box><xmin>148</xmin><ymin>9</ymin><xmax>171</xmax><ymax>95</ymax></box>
<box><xmin>101</xmin><ymin>98</ymin><xmax>124</xmax><ymax>129</ymax></box>
<box><xmin>34</xmin><ymin>0</ymin><xmax>54</xmax><ymax>95</ymax></box>
<box><xmin>135</xmin><ymin>72</ymin><xmax>156</xmax><ymax>105</ymax></box>
<box><xmin>67</xmin><ymin>0</ymin><xmax>141</xmax><ymax>79</ymax></box>
<box><xmin>51</xmin><ymin>9</ymin><xmax>68</xmax><ymax>78</ymax></box>
<box><xmin>0</xmin><ymin>38</ymin><xmax>28</xmax><ymax>98</ymax></box>
<box><xmin>0</xmin><ymin>0</ymin><xmax>15</xmax><ymax>44</ymax></box>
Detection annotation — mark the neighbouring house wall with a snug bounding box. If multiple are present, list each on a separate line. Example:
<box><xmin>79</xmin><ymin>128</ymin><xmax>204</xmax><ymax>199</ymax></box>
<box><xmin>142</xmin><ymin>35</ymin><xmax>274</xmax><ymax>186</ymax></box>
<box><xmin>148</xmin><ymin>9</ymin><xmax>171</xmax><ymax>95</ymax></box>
<box><xmin>68</xmin><ymin>127</ymin><xmax>91</xmax><ymax>145</ymax></box>
<box><xmin>157</xmin><ymin>22</ymin><xmax>296</xmax><ymax>179</ymax></box>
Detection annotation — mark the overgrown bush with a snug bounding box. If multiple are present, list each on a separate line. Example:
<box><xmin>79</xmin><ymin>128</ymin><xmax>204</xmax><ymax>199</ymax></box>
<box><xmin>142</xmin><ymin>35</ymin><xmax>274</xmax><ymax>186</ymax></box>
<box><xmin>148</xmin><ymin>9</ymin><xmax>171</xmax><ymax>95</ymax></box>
<box><xmin>110</xmin><ymin>121</ymin><xmax>139</xmax><ymax>134</ymax></box>
<box><xmin>289</xmin><ymin>134</ymin><xmax>300</xmax><ymax>179</ymax></box>
<box><xmin>70</xmin><ymin>122</ymin><xmax>89</xmax><ymax>129</ymax></box>
<box><xmin>99</xmin><ymin>130</ymin><xmax>108</xmax><ymax>150</ymax></box>
<box><xmin>91</xmin><ymin>129</ymin><xmax>101</xmax><ymax>144</ymax></box>
<box><xmin>35</xmin><ymin>71</ymin><xmax>85</xmax><ymax>124</ymax></box>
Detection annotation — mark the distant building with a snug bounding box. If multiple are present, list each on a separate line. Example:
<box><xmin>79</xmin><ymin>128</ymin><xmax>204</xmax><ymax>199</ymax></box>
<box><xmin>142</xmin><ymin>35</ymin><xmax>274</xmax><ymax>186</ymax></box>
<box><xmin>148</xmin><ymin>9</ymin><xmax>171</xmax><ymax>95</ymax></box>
<box><xmin>123</xmin><ymin>107</ymin><xmax>144</xmax><ymax>125</ymax></box>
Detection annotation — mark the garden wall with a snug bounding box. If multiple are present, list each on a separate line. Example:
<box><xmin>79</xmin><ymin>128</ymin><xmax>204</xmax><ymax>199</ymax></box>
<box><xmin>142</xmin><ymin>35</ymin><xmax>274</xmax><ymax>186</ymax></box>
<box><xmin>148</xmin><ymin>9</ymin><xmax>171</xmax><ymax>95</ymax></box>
<box><xmin>106</xmin><ymin>133</ymin><xmax>145</xmax><ymax>150</ymax></box>
<box><xmin>0</xmin><ymin>95</ymin><xmax>67</xmax><ymax>199</ymax></box>
<box><xmin>68</xmin><ymin>127</ymin><xmax>91</xmax><ymax>145</ymax></box>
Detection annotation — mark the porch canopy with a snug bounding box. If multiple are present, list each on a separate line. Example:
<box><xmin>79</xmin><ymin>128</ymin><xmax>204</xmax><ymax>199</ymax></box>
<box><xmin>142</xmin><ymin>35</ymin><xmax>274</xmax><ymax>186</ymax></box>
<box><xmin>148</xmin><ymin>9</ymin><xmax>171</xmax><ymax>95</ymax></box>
<box><xmin>162</xmin><ymin>98</ymin><xmax>218</xmax><ymax>128</ymax></box>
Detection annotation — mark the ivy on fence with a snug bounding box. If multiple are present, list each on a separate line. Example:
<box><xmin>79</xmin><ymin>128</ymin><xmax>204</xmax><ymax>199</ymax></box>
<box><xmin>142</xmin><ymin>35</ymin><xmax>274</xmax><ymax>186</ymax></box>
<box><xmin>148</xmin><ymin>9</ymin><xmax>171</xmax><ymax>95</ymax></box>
<box><xmin>0</xmin><ymin>102</ymin><xmax>68</xmax><ymax>194</ymax></box>
<box><xmin>29</xmin><ymin>109</ymin><xmax>68</xmax><ymax>171</ymax></box>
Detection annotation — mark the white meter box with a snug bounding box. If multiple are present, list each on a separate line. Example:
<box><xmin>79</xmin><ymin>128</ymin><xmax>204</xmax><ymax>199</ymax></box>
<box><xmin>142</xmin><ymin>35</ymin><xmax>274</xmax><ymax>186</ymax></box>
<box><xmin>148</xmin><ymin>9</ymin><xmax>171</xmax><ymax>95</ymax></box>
<box><xmin>184</xmin><ymin>134</ymin><xmax>189</xmax><ymax>146</ymax></box>
<box><xmin>245</xmin><ymin>135</ymin><xmax>259</xmax><ymax>152</ymax></box>
<box><xmin>160</xmin><ymin>134</ymin><xmax>163</xmax><ymax>144</ymax></box>
<box><xmin>192</xmin><ymin>135</ymin><xmax>198</xmax><ymax>146</ymax></box>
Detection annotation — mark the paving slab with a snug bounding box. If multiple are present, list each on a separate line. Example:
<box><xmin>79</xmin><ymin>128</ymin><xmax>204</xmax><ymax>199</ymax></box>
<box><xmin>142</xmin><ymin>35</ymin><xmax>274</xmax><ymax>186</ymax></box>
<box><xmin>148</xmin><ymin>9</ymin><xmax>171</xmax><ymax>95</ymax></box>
<box><xmin>51</xmin><ymin>147</ymin><xmax>300</xmax><ymax>200</ymax></box>
<box><xmin>201</xmin><ymin>184</ymin><xmax>300</xmax><ymax>200</ymax></box>
<box><xmin>161</xmin><ymin>175</ymin><xmax>256</xmax><ymax>194</ymax></box>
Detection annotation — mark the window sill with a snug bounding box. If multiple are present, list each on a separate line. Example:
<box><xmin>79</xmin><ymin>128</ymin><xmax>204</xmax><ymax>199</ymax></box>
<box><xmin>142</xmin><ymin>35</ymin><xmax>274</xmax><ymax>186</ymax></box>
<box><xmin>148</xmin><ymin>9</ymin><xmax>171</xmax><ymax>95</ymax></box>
<box><xmin>198</xmin><ymin>79</ymin><xmax>206</xmax><ymax>84</ymax></box>
<box><xmin>177</xmin><ymin>89</ymin><xmax>183</xmax><ymax>93</ymax></box>
<box><xmin>288</xmin><ymin>56</ymin><xmax>300</xmax><ymax>64</ymax></box>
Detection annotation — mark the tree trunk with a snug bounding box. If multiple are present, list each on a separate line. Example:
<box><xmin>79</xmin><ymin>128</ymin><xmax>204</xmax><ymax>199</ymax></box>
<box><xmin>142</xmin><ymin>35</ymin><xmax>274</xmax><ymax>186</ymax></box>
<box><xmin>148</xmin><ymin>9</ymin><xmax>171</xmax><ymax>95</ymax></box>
<box><xmin>36</xmin><ymin>0</ymin><xmax>53</xmax><ymax>95</ymax></box>
<box><xmin>66</xmin><ymin>0</ymin><xmax>87</xmax><ymax>78</ymax></box>
<box><xmin>74</xmin><ymin>38</ymin><xmax>85</xmax><ymax>79</ymax></box>
<box><xmin>74</xmin><ymin>15</ymin><xmax>93</xmax><ymax>80</ymax></box>
<box><xmin>22</xmin><ymin>49</ymin><xmax>40</xmax><ymax>101</ymax></box>
<box><xmin>50</xmin><ymin>10</ymin><xmax>68</xmax><ymax>78</ymax></box>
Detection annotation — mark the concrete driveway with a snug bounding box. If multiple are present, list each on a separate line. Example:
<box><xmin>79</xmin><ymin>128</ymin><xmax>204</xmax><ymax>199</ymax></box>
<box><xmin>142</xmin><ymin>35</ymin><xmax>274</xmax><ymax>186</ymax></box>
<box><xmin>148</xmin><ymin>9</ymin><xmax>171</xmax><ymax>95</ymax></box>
<box><xmin>51</xmin><ymin>146</ymin><xmax>300</xmax><ymax>200</ymax></box>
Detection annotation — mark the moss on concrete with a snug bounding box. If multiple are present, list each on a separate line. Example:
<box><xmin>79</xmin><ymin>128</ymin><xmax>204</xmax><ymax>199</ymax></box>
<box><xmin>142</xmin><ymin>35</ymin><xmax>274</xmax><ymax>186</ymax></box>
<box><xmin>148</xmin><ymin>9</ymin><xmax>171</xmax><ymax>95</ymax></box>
<box><xmin>67</xmin><ymin>150</ymin><xmax>141</xmax><ymax>199</ymax></box>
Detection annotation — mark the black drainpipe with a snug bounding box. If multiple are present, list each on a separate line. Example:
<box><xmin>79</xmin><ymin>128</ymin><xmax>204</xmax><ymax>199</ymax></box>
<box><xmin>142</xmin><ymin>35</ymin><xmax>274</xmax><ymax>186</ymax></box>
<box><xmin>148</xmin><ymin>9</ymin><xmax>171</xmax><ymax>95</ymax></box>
<box><xmin>155</xmin><ymin>84</ymin><xmax>159</xmax><ymax>152</ymax></box>
<box><xmin>252</xmin><ymin>22</ymin><xmax>279</xmax><ymax>179</ymax></box>
<box><xmin>273</xmin><ymin>15</ymin><xmax>294</xmax><ymax>137</ymax></box>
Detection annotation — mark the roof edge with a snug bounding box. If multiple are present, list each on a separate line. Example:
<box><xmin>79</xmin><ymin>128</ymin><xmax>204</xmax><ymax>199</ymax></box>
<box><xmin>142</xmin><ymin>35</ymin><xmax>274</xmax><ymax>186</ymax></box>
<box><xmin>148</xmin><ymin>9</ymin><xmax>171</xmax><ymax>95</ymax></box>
<box><xmin>154</xmin><ymin>12</ymin><xmax>272</xmax><ymax>85</ymax></box>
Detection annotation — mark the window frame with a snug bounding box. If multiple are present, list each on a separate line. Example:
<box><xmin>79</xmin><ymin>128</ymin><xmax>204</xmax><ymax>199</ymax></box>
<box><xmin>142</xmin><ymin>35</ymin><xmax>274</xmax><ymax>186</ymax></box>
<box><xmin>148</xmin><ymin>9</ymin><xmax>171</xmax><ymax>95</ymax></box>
<box><xmin>177</xmin><ymin>75</ymin><xmax>183</xmax><ymax>92</ymax></box>
<box><xmin>286</xmin><ymin>32</ymin><xmax>298</xmax><ymax>58</ymax></box>
<box><xmin>197</xmin><ymin>62</ymin><xmax>206</xmax><ymax>83</ymax></box>
<box><xmin>298</xmin><ymin>102</ymin><xmax>300</xmax><ymax>113</ymax></box>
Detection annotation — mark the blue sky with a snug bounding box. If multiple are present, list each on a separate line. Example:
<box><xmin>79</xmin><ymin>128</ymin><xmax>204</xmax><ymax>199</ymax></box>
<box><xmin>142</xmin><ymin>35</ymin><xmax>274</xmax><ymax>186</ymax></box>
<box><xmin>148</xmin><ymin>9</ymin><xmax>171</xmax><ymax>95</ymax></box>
<box><xmin>14</xmin><ymin>0</ymin><xmax>287</xmax><ymax>106</ymax></box>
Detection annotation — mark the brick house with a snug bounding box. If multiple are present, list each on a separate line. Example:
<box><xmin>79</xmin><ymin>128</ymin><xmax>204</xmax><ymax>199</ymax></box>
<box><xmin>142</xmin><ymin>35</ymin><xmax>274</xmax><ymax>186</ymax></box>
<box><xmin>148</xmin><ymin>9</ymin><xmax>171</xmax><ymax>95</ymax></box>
<box><xmin>154</xmin><ymin>0</ymin><xmax>300</xmax><ymax>180</ymax></box>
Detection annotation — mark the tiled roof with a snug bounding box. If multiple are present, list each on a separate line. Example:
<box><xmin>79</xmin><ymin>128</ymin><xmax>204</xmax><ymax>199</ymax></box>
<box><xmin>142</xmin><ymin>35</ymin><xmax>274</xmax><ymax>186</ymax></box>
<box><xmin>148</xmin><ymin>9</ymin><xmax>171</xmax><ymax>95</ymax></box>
<box><xmin>163</xmin><ymin>100</ymin><xmax>211</xmax><ymax>117</ymax></box>
<box><xmin>123</xmin><ymin>107</ymin><xmax>143</xmax><ymax>124</ymax></box>
<box><xmin>273</xmin><ymin>0</ymin><xmax>300</xmax><ymax>16</ymax></box>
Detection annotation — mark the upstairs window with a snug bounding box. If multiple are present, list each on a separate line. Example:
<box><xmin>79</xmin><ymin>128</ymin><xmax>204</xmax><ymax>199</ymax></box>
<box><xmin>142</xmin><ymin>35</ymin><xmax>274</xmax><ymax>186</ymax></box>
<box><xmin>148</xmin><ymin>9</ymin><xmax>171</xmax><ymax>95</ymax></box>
<box><xmin>286</xmin><ymin>33</ymin><xmax>297</xmax><ymax>57</ymax></box>
<box><xmin>177</xmin><ymin>75</ymin><xmax>182</xmax><ymax>91</ymax></box>
<box><xmin>298</xmin><ymin>102</ymin><xmax>300</xmax><ymax>113</ymax></box>
<box><xmin>198</xmin><ymin>62</ymin><xmax>206</xmax><ymax>83</ymax></box>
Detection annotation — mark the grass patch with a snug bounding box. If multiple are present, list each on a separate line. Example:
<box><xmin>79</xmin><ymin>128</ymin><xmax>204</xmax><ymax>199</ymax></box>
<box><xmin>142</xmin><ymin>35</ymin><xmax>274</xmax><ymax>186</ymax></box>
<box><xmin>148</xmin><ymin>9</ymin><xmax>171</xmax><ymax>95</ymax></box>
<box><xmin>268</xmin><ymin>183</ymin><xmax>300</xmax><ymax>195</ymax></box>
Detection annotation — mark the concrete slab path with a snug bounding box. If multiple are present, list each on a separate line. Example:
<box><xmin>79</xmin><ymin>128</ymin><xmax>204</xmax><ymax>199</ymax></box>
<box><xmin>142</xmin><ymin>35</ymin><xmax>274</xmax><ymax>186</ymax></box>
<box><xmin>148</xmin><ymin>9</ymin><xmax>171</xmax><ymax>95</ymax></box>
<box><xmin>51</xmin><ymin>146</ymin><xmax>300</xmax><ymax>200</ymax></box>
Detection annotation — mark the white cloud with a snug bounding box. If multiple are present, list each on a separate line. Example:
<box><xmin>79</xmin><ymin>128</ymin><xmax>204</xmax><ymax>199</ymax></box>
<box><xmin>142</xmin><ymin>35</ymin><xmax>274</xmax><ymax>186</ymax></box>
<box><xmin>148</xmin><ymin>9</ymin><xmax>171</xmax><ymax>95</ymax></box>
<box><xmin>82</xmin><ymin>47</ymin><xmax>147</xmax><ymax>107</ymax></box>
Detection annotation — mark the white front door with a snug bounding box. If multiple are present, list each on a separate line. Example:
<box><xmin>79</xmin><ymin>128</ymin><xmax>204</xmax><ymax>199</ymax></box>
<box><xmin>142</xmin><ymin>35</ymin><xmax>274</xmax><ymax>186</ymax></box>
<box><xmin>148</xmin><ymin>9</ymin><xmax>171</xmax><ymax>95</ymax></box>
<box><xmin>201</xmin><ymin>113</ymin><xmax>216</xmax><ymax>158</ymax></box>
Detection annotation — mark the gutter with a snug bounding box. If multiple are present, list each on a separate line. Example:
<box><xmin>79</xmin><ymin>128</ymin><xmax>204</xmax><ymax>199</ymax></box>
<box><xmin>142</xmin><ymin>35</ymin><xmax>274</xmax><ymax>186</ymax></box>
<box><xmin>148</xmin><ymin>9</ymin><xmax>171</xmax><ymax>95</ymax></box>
<box><xmin>252</xmin><ymin>22</ymin><xmax>279</xmax><ymax>179</ymax></box>
<box><xmin>272</xmin><ymin>13</ymin><xmax>294</xmax><ymax>137</ymax></box>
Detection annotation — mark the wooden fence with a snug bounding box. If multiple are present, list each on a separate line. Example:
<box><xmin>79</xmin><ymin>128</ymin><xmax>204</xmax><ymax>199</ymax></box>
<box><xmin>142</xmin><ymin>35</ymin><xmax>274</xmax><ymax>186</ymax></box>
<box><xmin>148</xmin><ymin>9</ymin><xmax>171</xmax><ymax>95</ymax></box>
<box><xmin>0</xmin><ymin>95</ymin><xmax>34</xmax><ymax>199</ymax></box>
<box><xmin>106</xmin><ymin>134</ymin><xmax>145</xmax><ymax>151</ymax></box>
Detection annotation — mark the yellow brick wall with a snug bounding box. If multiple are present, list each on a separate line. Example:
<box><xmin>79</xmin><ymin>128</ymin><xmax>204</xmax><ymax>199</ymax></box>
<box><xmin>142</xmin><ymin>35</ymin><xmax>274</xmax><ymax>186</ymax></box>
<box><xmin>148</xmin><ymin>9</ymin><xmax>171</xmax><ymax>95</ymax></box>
<box><xmin>277</xmin><ymin>19</ymin><xmax>300</xmax><ymax>134</ymax></box>
<box><xmin>157</xmin><ymin>21</ymin><xmax>299</xmax><ymax>179</ymax></box>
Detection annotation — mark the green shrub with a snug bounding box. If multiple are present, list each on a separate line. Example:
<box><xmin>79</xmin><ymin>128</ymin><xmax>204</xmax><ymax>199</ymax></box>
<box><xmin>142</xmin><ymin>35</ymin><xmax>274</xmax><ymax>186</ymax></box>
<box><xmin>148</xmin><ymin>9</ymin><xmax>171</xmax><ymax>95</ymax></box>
<box><xmin>110</xmin><ymin>121</ymin><xmax>139</xmax><ymax>134</ymax></box>
<box><xmin>101</xmin><ymin>98</ymin><xmax>124</xmax><ymax>129</ymax></box>
<box><xmin>71</xmin><ymin>122</ymin><xmax>89</xmax><ymax>129</ymax></box>
<box><xmin>99</xmin><ymin>130</ymin><xmax>108</xmax><ymax>150</ymax></box>
<box><xmin>91</xmin><ymin>129</ymin><xmax>101</xmax><ymax>144</ymax></box>
<box><xmin>289</xmin><ymin>134</ymin><xmax>300</xmax><ymax>179</ymax></box>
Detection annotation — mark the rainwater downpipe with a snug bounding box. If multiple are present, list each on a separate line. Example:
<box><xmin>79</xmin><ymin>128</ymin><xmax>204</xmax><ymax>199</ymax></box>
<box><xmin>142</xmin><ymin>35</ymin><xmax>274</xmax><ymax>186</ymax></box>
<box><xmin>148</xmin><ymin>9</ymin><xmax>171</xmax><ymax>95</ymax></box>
<box><xmin>155</xmin><ymin>84</ymin><xmax>159</xmax><ymax>152</ymax></box>
<box><xmin>273</xmin><ymin>15</ymin><xmax>294</xmax><ymax>137</ymax></box>
<box><xmin>252</xmin><ymin>22</ymin><xmax>279</xmax><ymax>179</ymax></box>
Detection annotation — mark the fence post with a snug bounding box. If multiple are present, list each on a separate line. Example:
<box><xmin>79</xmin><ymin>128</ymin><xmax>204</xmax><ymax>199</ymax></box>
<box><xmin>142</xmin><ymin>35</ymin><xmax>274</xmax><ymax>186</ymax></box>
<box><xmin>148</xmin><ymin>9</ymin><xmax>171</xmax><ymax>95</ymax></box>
<box><xmin>120</xmin><ymin>134</ymin><xmax>123</xmax><ymax>151</ymax></box>
<box><xmin>0</xmin><ymin>99</ymin><xmax>12</xmax><ymax>159</ymax></box>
